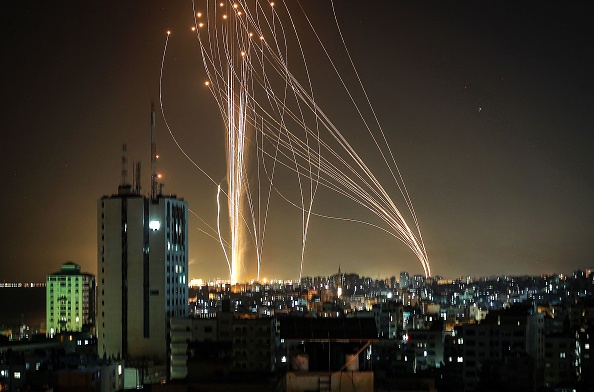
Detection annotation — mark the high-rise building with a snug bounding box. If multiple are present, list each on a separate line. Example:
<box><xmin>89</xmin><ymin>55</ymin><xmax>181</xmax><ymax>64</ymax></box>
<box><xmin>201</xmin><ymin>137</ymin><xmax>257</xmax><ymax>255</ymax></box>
<box><xmin>97</xmin><ymin>109</ymin><xmax>188</xmax><ymax>365</ymax></box>
<box><xmin>97</xmin><ymin>185</ymin><xmax>188</xmax><ymax>363</ymax></box>
<box><xmin>46</xmin><ymin>262</ymin><xmax>95</xmax><ymax>337</ymax></box>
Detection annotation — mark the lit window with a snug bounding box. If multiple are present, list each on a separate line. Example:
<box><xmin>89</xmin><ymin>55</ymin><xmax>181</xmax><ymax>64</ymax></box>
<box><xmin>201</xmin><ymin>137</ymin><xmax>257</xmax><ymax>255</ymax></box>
<box><xmin>118</xmin><ymin>365</ymin><xmax>122</xmax><ymax>375</ymax></box>
<box><xmin>14</xmin><ymin>372</ymin><xmax>21</xmax><ymax>379</ymax></box>
<box><xmin>560</xmin><ymin>352</ymin><xmax>566</xmax><ymax>358</ymax></box>
<box><xmin>149</xmin><ymin>220</ymin><xmax>161</xmax><ymax>231</ymax></box>
<box><xmin>586</xmin><ymin>344</ymin><xmax>590</xmax><ymax>350</ymax></box>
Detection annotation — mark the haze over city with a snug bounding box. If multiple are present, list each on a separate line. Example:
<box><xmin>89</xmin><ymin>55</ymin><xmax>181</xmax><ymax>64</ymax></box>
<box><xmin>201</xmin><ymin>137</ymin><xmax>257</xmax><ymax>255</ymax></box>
<box><xmin>2</xmin><ymin>1</ymin><xmax>593</xmax><ymax>282</ymax></box>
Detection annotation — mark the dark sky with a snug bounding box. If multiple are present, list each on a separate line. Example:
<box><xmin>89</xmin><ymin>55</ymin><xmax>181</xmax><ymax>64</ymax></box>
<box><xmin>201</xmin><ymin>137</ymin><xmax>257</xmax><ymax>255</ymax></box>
<box><xmin>2</xmin><ymin>1</ymin><xmax>594</xmax><ymax>282</ymax></box>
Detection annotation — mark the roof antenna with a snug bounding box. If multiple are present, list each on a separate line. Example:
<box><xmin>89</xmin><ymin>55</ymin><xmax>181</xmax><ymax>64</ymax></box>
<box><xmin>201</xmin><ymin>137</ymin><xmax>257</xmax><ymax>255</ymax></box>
<box><xmin>150</xmin><ymin>101</ymin><xmax>157</xmax><ymax>199</ymax></box>
<box><xmin>134</xmin><ymin>162</ymin><xmax>141</xmax><ymax>195</ymax></box>
<box><xmin>118</xmin><ymin>144</ymin><xmax>131</xmax><ymax>195</ymax></box>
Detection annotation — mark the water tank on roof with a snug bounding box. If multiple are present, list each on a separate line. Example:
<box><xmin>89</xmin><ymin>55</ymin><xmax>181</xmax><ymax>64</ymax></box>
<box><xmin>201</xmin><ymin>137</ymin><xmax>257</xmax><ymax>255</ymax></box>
<box><xmin>345</xmin><ymin>354</ymin><xmax>359</xmax><ymax>371</ymax></box>
<box><xmin>292</xmin><ymin>353</ymin><xmax>309</xmax><ymax>371</ymax></box>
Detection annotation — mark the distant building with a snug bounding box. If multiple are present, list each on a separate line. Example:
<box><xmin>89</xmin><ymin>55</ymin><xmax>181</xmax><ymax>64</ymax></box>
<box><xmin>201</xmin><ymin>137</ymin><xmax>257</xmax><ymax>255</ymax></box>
<box><xmin>406</xmin><ymin>320</ymin><xmax>445</xmax><ymax>371</ymax></box>
<box><xmin>46</xmin><ymin>262</ymin><xmax>95</xmax><ymax>337</ymax></box>
<box><xmin>577</xmin><ymin>323</ymin><xmax>594</xmax><ymax>387</ymax></box>
<box><xmin>543</xmin><ymin>333</ymin><xmax>578</xmax><ymax>388</ymax></box>
<box><xmin>399</xmin><ymin>272</ymin><xmax>410</xmax><ymax>290</ymax></box>
<box><xmin>371</xmin><ymin>302</ymin><xmax>403</xmax><ymax>340</ymax></box>
<box><xmin>460</xmin><ymin>302</ymin><xmax>545</xmax><ymax>392</ymax></box>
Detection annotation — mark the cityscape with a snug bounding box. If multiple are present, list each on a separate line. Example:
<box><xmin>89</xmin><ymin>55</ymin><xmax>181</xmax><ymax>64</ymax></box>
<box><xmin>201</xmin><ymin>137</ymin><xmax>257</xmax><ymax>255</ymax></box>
<box><xmin>2</xmin><ymin>1</ymin><xmax>594</xmax><ymax>392</ymax></box>
<box><xmin>2</xmin><ymin>266</ymin><xmax>594</xmax><ymax>391</ymax></box>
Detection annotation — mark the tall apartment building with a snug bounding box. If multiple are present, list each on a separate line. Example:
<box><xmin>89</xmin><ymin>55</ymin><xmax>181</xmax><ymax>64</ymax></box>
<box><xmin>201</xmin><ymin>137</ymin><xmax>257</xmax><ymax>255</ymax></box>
<box><xmin>97</xmin><ymin>112</ymin><xmax>188</xmax><ymax>365</ymax></box>
<box><xmin>46</xmin><ymin>262</ymin><xmax>95</xmax><ymax>337</ymax></box>
<box><xmin>97</xmin><ymin>185</ymin><xmax>188</xmax><ymax>363</ymax></box>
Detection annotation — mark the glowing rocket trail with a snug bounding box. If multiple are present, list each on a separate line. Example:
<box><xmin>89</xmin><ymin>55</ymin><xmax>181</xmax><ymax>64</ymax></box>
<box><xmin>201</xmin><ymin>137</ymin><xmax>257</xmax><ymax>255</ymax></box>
<box><xmin>176</xmin><ymin>0</ymin><xmax>431</xmax><ymax>280</ymax></box>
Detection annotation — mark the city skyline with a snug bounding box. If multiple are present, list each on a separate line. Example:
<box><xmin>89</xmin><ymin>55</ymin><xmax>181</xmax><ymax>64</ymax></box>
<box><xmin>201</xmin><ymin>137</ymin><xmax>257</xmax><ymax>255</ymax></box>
<box><xmin>2</xmin><ymin>1</ymin><xmax>594</xmax><ymax>282</ymax></box>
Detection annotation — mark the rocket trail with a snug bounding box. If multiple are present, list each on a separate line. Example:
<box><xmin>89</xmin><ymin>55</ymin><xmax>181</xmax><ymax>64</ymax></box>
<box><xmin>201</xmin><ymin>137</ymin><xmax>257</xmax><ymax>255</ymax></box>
<box><xmin>163</xmin><ymin>0</ymin><xmax>432</xmax><ymax>280</ymax></box>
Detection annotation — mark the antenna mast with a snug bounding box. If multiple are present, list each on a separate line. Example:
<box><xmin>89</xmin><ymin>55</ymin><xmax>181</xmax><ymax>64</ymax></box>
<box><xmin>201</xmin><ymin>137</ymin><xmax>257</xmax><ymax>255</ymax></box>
<box><xmin>134</xmin><ymin>162</ymin><xmax>141</xmax><ymax>195</ymax></box>
<box><xmin>118</xmin><ymin>144</ymin><xmax>131</xmax><ymax>195</ymax></box>
<box><xmin>121</xmin><ymin>144</ymin><xmax>128</xmax><ymax>186</ymax></box>
<box><xmin>150</xmin><ymin>101</ymin><xmax>157</xmax><ymax>199</ymax></box>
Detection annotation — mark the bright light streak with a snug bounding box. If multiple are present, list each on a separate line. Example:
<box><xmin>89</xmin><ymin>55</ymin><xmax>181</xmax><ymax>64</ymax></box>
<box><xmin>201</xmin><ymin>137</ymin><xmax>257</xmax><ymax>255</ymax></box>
<box><xmin>179</xmin><ymin>0</ymin><xmax>431</xmax><ymax>281</ymax></box>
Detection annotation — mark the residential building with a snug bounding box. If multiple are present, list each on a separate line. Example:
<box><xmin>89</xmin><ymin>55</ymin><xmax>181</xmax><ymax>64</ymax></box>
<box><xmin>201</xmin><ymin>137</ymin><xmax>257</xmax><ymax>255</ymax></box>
<box><xmin>46</xmin><ymin>262</ymin><xmax>95</xmax><ymax>337</ymax></box>
<box><xmin>97</xmin><ymin>136</ymin><xmax>188</xmax><ymax>366</ymax></box>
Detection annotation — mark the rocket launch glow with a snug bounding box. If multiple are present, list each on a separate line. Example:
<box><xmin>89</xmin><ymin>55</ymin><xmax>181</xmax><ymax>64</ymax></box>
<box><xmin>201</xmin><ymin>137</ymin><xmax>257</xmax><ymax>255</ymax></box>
<box><xmin>162</xmin><ymin>0</ymin><xmax>431</xmax><ymax>282</ymax></box>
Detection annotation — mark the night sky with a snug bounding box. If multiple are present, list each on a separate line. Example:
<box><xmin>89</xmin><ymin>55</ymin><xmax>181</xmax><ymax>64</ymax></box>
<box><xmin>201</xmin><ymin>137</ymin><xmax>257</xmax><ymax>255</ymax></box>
<box><xmin>2</xmin><ymin>1</ymin><xmax>594</xmax><ymax>282</ymax></box>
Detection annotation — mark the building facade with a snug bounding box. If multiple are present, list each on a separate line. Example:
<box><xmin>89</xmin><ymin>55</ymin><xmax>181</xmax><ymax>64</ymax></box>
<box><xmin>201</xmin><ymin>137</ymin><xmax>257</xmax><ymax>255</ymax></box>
<box><xmin>97</xmin><ymin>186</ymin><xmax>188</xmax><ymax>364</ymax></box>
<box><xmin>46</xmin><ymin>262</ymin><xmax>95</xmax><ymax>337</ymax></box>
<box><xmin>460</xmin><ymin>303</ymin><xmax>545</xmax><ymax>391</ymax></box>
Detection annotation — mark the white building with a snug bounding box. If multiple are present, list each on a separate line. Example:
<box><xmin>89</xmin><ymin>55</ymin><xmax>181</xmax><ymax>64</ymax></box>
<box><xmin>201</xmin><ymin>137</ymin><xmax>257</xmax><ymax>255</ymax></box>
<box><xmin>46</xmin><ymin>262</ymin><xmax>95</xmax><ymax>337</ymax></box>
<box><xmin>97</xmin><ymin>184</ymin><xmax>188</xmax><ymax>364</ymax></box>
